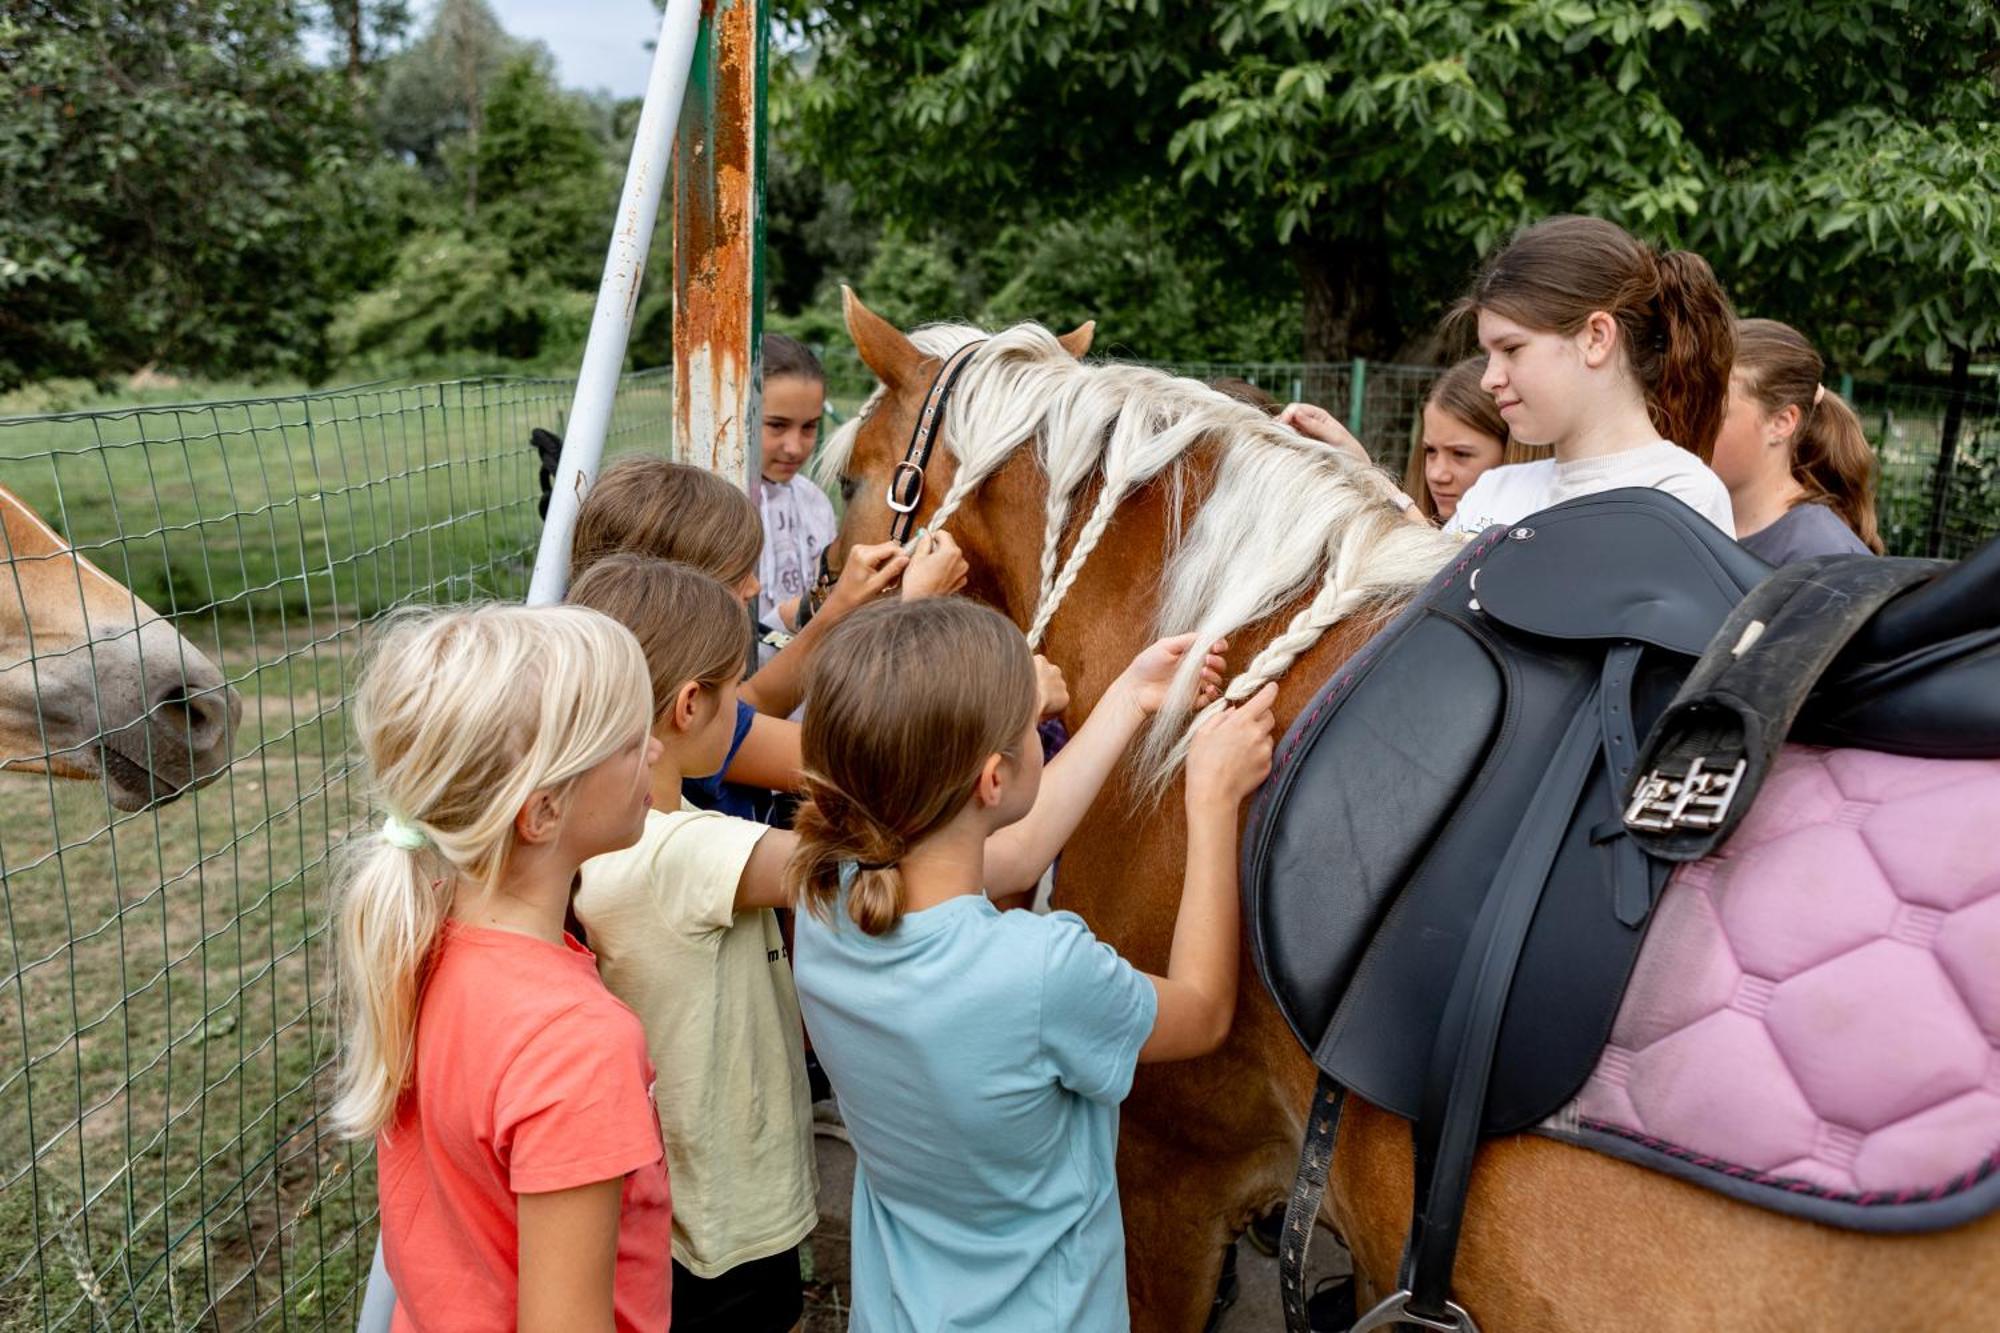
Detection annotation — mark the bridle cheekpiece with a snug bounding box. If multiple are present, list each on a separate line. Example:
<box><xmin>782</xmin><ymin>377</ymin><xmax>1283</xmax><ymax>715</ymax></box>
<box><xmin>885</xmin><ymin>340</ymin><xmax>986</xmax><ymax>546</ymax></box>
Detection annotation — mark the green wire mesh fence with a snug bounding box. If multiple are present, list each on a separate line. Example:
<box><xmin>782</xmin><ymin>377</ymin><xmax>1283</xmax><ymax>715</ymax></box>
<box><xmin>0</xmin><ymin>370</ymin><xmax>669</xmax><ymax>1330</ymax></box>
<box><xmin>1854</xmin><ymin>378</ymin><xmax>2000</xmax><ymax>560</ymax></box>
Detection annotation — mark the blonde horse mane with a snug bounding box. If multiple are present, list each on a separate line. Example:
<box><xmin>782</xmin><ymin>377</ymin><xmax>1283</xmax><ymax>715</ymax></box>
<box><xmin>818</xmin><ymin>322</ymin><xmax>1462</xmax><ymax>797</ymax></box>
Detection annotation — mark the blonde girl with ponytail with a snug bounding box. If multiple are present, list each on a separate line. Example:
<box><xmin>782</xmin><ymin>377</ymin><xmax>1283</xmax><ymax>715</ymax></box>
<box><xmin>333</xmin><ymin>604</ymin><xmax>671</xmax><ymax>1333</ymax></box>
<box><xmin>1441</xmin><ymin>214</ymin><xmax>1740</xmax><ymax>535</ymax></box>
<box><xmin>1713</xmin><ymin>318</ymin><xmax>1882</xmax><ymax>560</ymax></box>
<box><xmin>785</xmin><ymin>597</ymin><xmax>1276</xmax><ymax>1331</ymax></box>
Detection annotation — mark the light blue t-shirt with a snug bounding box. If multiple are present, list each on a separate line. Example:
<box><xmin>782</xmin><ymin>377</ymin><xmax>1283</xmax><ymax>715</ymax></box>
<box><xmin>794</xmin><ymin>891</ymin><xmax>1157</xmax><ymax>1332</ymax></box>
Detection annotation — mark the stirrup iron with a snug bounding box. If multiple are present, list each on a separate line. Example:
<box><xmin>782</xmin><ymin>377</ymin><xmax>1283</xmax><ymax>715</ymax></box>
<box><xmin>1350</xmin><ymin>1289</ymin><xmax>1479</xmax><ymax>1333</ymax></box>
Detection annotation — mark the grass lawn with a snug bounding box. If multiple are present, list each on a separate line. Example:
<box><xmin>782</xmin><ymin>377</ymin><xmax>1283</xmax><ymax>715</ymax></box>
<box><xmin>0</xmin><ymin>372</ymin><xmax>670</xmax><ymax>1329</ymax></box>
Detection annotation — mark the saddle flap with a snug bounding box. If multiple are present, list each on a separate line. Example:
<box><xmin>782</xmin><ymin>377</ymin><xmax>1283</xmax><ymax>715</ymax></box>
<box><xmin>1246</xmin><ymin>613</ymin><xmax>1504</xmax><ymax>1055</ymax></box>
<box><xmin>1473</xmin><ymin>489</ymin><xmax>1769</xmax><ymax>658</ymax></box>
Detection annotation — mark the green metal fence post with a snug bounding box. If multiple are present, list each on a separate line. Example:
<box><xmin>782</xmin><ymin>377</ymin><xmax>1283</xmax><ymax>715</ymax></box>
<box><xmin>1839</xmin><ymin>372</ymin><xmax>1854</xmax><ymax>403</ymax></box>
<box><xmin>1347</xmin><ymin>358</ymin><xmax>1367</xmax><ymax>436</ymax></box>
<box><xmin>1926</xmin><ymin>345</ymin><xmax>1972</xmax><ymax>557</ymax></box>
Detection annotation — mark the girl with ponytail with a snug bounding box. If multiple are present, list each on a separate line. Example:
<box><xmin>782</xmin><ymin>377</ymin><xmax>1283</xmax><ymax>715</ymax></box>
<box><xmin>1442</xmin><ymin>215</ymin><xmax>1739</xmax><ymax>535</ymax></box>
<box><xmin>1714</xmin><ymin>318</ymin><xmax>1882</xmax><ymax>560</ymax></box>
<box><xmin>334</xmin><ymin>604</ymin><xmax>671</xmax><ymax>1333</ymax></box>
<box><xmin>785</xmin><ymin>597</ymin><xmax>1276</xmax><ymax>1330</ymax></box>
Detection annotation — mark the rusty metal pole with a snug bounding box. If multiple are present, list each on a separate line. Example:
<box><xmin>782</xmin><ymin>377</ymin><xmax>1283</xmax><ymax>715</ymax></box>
<box><xmin>673</xmin><ymin>0</ymin><xmax>768</xmax><ymax>486</ymax></box>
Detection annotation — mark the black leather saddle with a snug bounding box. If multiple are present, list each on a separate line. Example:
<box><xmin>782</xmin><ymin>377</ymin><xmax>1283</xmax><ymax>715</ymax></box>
<box><xmin>1244</xmin><ymin>488</ymin><xmax>2000</xmax><ymax>1332</ymax></box>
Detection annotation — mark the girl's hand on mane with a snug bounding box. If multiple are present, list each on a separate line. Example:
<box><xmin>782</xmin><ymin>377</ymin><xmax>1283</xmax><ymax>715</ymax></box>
<box><xmin>1278</xmin><ymin>402</ymin><xmax>1371</xmax><ymax>465</ymax></box>
<box><xmin>1185</xmin><ymin>681</ymin><xmax>1278</xmax><ymax>809</ymax></box>
<box><xmin>1120</xmin><ymin>634</ymin><xmax>1228</xmax><ymax>716</ymax></box>
<box><xmin>826</xmin><ymin>540</ymin><xmax>909</xmax><ymax>617</ymax></box>
<box><xmin>900</xmin><ymin>529</ymin><xmax>968</xmax><ymax>601</ymax></box>
<box><xmin>1034</xmin><ymin>655</ymin><xmax>1069</xmax><ymax>720</ymax></box>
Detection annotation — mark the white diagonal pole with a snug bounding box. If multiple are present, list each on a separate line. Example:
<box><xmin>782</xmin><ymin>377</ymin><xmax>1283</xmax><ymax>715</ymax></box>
<box><xmin>524</xmin><ymin>0</ymin><xmax>705</xmax><ymax>606</ymax></box>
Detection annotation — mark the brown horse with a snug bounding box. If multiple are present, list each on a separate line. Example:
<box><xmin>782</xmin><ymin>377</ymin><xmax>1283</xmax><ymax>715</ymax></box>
<box><xmin>0</xmin><ymin>484</ymin><xmax>239</xmax><ymax>811</ymax></box>
<box><xmin>824</xmin><ymin>291</ymin><xmax>2000</xmax><ymax>1331</ymax></box>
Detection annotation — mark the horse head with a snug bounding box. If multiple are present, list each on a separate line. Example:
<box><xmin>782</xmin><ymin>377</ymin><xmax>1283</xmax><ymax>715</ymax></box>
<box><xmin>0</xmin><ymin>485</ymin><xmax>242</xmax><ymax>812</ymax></box>
<box><xmin>830</xmin><ymin>288</ymin><xmax>1093</xmax><ymax>618</ymax></box>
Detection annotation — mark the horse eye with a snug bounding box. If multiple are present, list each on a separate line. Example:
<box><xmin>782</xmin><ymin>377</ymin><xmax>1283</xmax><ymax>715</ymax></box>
<box><xmin>839</xmin><ymin>475</ymin><xmax>859</xmax><ymax>503</ymax></box>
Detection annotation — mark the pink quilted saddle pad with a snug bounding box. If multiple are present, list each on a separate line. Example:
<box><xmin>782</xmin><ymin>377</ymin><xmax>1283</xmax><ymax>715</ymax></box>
<box><xmin>1541</xmin><ymin>744</ymin><xmax>2000</xmax><ymax>1231</ymax></box>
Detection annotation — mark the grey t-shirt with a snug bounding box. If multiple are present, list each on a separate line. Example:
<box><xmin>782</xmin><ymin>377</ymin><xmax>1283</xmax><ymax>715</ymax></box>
<box><xmin>1740</xmin><ymin>502</ymin><xmax>1871</xmax><ymax>565</ymax></box>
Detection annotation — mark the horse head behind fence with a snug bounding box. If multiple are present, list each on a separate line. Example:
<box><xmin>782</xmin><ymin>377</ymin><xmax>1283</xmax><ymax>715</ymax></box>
<box><xmin>0</xmin><ymin>484</ymin><xmax>240</xmax><ymax>811</ymax></box>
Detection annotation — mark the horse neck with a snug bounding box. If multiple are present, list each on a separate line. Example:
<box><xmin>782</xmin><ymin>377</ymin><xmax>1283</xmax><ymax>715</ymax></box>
<box><xmin>966</xmin><ymin>439</ymin><xmax>1223</xmax><ymax>718</ymax></box>
<box><xmin>945</xmin><ymin>446</ymin><xmax>1060</xmax><ymax>633</ymax></box>
<box><xmin>0</xmin><ymin>485</ymin><xmax>147</xmax><ymax>657</ymax></box>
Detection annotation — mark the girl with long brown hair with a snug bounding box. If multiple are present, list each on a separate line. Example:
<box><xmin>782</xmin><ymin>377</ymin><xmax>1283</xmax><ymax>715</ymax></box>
<box><xmin>1713</xmin><ymin>318</ymin><xmax>1882</xmax><ymax>560</ymax></box>
<box><xmin>1442</xmin><ymin>215</ymin><xmax>1739</xmax><ymax>534</ymax></box>
<box><xmin>786</xmin><ymin>597</ymin><xmax>1276</xmax><ymax>1331</ymax></box>
<box><xmin>567</xmin><ymin>555</ymin><xmax>821</xmax><ymax>1333</ymax></box>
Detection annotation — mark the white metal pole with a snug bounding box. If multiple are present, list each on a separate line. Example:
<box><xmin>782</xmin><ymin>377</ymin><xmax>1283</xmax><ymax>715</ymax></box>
<box><xmin>524</xmin><ymin>0</ymin><xmax>704</xmax><ymax>607</ymax></box>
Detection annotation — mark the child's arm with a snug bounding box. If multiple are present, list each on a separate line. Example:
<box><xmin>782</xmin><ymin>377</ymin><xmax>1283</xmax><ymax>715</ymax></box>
<box><xmin>742</xmin><ymin>540</ymin><xmax>907</xmax><ymax>717</ymax></box>
<box><xmin>983</xmin><ymin>634</ymin><xmax>1227</xmax><ymax>896</ymax></box>
<box><xmin>1137</xmin><ymin>682</ymin><xmax>1277</xmax><ymax>1063</ymax></box>
<box><xmin>743</xmin><ymin>533</ymin><xmax>966</xmax><ymax>716</ymax></box>
<box><xmin>720</xmin><ymin>713</ymin><xmax>803</xmax><ymax>792</ymax></box>
<box><xmin>517</xmin><ymin>1178</ymin><xmax>623</xmax><ymax>1333</ymax></box>
<box><xmin>734</xmin><ymin>826</ymin><xmax>799</xmax><ymax>911</ymax></box>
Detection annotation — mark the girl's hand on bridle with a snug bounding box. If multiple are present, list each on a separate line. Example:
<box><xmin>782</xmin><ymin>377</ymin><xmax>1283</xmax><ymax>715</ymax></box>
<box><xmin>1033</xmin><ymin>655</ymin><xmax>1069</xmax><ymax>720</ymax></box>
<box><xmin>1120</xmin><ymin>633</ymin><xmax>1229</xmax><ymax>716</ymax></box>
<box><xmin>900</xmin><ymin>530</ymin><xmax>968</xmax><ymax>601</ymax></box>
<box><xmin>826</xmin><ymin>540</ymin><xmax>910</xmax><ymax>618</ymax></box>
<box><xmin>1277</xmin><ymin>402</ymin><xmax>1371</xmax><ymax>465</ymax></box>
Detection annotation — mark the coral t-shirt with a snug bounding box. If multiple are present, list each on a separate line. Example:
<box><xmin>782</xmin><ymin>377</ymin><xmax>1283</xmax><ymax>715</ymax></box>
<box><xmin>377</xmin><ymin>921</ymin><xmax>672</xmax><ymax>1333</ymax></box>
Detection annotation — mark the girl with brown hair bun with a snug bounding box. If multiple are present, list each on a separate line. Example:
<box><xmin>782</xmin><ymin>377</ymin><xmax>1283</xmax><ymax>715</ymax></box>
<box><xmin>786</xmin><ymin>598</ymin><xmax>1275</xmax><ymax>1331</ymax></box>
<box><xmin>1404</xmin><ymin>356</ymin><xmax>1551</xmax><ymax>523</ymax></box>
<box><xmin>1442</xmin><ymin>214</ymin><xmax>1739</xmax><ymax>535</ymax></box>
<box><xmin>1713</xmin><ymin>318</ymin><xmax>1882</xmax><ymax>561</ymax></box>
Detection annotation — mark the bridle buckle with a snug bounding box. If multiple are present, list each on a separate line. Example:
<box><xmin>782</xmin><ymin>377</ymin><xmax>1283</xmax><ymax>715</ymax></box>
<box><xmin>886</xmin><ymin>459</ymin><xmax>926</xmax><ymax>515</ymax></box>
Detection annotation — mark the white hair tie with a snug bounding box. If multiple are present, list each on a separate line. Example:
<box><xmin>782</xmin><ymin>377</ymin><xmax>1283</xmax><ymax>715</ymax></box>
<box><xmin>1813</xmin><ymin>384</ymin><xmax>1826</xmax><ymax>406</ymax></box>
<box><xmin>380</xmin><ymin>814</ymin><xmax>428</xmax><ymax>851</ymax></box>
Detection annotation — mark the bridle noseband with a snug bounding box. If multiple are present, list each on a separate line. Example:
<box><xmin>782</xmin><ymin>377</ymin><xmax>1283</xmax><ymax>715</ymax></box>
<box><xmin>885</xmin><ymin>340</ymin><xmax>986</xmax><ymax>546</ymax></box>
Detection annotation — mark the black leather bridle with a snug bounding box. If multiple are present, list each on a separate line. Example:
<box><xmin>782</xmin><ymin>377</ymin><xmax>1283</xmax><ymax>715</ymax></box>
<box><xmin>883</xmin><ymin>340</ymin><xmax>985</xmax><ymax>545</ymax></box>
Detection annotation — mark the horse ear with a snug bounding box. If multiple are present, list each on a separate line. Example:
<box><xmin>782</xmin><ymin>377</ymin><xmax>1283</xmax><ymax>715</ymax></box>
<box><xmin>1057</xmin><ymin>320</ymin><xmax>1095</xmax><ymax>359</ymax></box>
<box><xmin>843</xmin><ymin>286</ymin><xmax>923</xmax><ymax>389</ymax></box>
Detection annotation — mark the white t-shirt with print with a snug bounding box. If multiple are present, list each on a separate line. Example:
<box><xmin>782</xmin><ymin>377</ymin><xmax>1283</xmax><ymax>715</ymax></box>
<box><xmin>1442</xmin><ymin>442</ymin><xmax>1735</xmax><ymax>536</ymax></box>
<box><xmin>574</xmin><ymin>801</ymin><xmax>816</xmax><ymax>1277</ymax></box>
<box><xmin>755</xmin><ymin>476</ymin><xmax>838</xmax><ymax>631</ymax></box>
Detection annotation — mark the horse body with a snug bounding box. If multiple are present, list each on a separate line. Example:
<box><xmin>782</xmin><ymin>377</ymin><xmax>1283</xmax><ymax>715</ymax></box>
<box><xmin>0</xmin><ymin>484</ymin><xmax>239</xmax><ymax>811</ymax></box>
<box><xmin>829</xmin><ymin>295</ymin><xmax>2000</xmax><ymax>1330</ymax></box>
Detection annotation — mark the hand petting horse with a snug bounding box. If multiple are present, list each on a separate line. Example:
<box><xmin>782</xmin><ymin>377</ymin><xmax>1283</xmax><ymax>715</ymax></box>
<box><xmin>821</xmin><ymin>291</ymin><xmax>2000</xmax><ymax>1332</ymax></box>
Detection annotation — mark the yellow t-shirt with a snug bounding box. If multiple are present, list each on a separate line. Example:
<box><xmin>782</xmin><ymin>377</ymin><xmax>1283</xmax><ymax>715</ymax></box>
<box><xmin>575</xmin><ymin>802</ymin><xmax>816</xmax><ymax>1277</ymax></box>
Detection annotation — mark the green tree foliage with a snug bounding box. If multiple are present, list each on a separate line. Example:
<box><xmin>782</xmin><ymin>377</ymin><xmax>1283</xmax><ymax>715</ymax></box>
<box><xmin>317</xmin><ymin>0</ymin><xmax>413</xmax><ymax>85</ymax></box>
<box><xmin>332</xmin><ymin>56</ymin><xmax>616</xmax><ymax>369</ymax></box>
<box><xmin>777</xmin><ymin>0</ymin><xmax>2000</xmax><ymax>367</ymax></box>
<box><xmin>0</xmin><ymin>1</ymin><xmax>368</xmax><ymax>387</ymax></box>
<box><xmin>372</xmin><ymin>0</ymin><xmax>535</xmax><ymax>188</ymax></box>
